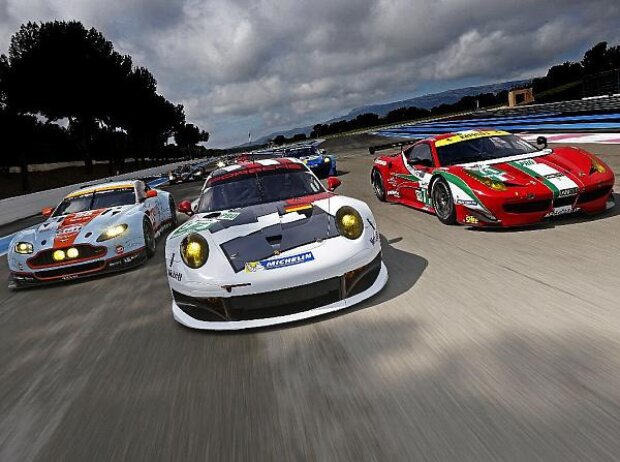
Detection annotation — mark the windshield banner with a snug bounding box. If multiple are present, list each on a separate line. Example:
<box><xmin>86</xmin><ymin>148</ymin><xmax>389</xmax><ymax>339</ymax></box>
<box><xmin>435</xmin><ymin>130</ymin><xmax>510</xmax><ymax>148</ymax></box>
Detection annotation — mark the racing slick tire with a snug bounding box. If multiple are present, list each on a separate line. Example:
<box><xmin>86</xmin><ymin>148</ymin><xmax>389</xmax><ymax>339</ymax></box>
<box><xmin>169</xmin><ymin>196</ymin><xmax>178</xmax><ymax>228</ymax></box>
<box><xmin>431</xmin><ymin>178</ymin><xmax>457</xmax><ymax>225</ymax></box>
<box><xmin>143</xmin><ymin>218</ymin><xmax>156</xmax><ymax>258</ymax></box>
<box><xmin>372</xmin><ymin>169</ymin><xmax>386</xmax><ymax>202</ymax></box>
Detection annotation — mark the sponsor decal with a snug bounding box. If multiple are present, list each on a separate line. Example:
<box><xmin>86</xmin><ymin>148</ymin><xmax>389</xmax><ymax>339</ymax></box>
<box><xmin>244</xmin><ymin>251</ymin><xmax>314</xmax><ymax>273</ymax></box>
<box><xmin>435</xmin><ymin>130</ymin><xmax>510</xmax><ymax>147</ymax></box>
<box><xmin>386</xmin><ymin>190</ymin><xmax>399</xmax><ymax>197</ymax></box>
<box><xmin>558</xmin><ymin>188</ymin><xmax>579</xmax><ymax>197</ymax></box>
<box><xmin>168</xmin><ymin>269</ymin><xmax>183</xmax><ymax>281</ymax></box>
<box><xmin>456</xmin><ymin>199</ymin><xmax>478</xmax><ymax>206</ymax></box>
<box><xmin>367</xmin><ymin>219</ymin><xmax>379</xmax><ymax>246</ymax></box>
<box><xmin>545</xmin><ymin>205</ymin><xmax>577</xmax><ymax>217</ymax></box>
<box><xmin>53</xmin><ymin>209</ymin><xmax>106</xmax><ymax>247</ymax></box>
<box><xmin>171</xmin><ymin>210</ymin><xmax>241</xmax><ymax>238</ymax></box>
<box><xmin>465</xmin><ymin>165</ymin><xmax>507</xmax><ymax>182</ymax></box>
<box><xmin>465</xmin><ymin>215</ymin><xmax>479</xmax><ymax>224</ymax></box>
<box><xmin>115</xmin><ymin>245</ymin><xmax>125</xmax><ymax>255</ymax></box>
<box><xmin>61</xmin><ymin>275</ymin><xmax>79</xmax><ymax>281</ymax></box>
<box><xmin>544</xmin><ymin>173</ymin><xmax>564</xmax><ymax>179</ymax></box>
<box><xmin>374</xmin><ymin>159</ymin><xmax>387</xmax><ymax>166</ymax></box>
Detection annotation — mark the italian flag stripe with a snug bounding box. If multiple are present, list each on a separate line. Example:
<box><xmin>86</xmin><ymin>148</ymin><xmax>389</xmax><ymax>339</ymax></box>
<box><xmin>508</xmin><ymin>161</ymin><xmax>560</xmax><ymax>199</ymax></box>
<box><xmin>436</xmin><ymin>171</ymin><xmax>479</xmax><ymax>203</ymax></box>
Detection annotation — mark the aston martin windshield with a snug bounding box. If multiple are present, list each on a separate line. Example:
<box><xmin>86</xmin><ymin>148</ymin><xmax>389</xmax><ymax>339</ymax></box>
<box><xmin>198</xmin><ymin>167</ymin><xmax>324</xmax><ymax>212</ymax></box>
<box><xmin>436</xmin><ymin>135</ymin><xmax>539</xmax><ymax>166</ymax></box>
<box><xmin>53</xmin><ymin>188</ymin><xmax>136</xmax><ymax>216</ymax></box>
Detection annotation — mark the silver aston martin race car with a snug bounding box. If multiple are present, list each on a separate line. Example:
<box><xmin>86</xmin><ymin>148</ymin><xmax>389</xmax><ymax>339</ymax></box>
<box><xmin>166</xmin><ymin>157</ymin><xmax>388</xmax><ymax>330</ymax></box>
<box><xmin>7</xmin><ymin>180</ymin><xmax>176</xmax><ymax>288</ymax></box>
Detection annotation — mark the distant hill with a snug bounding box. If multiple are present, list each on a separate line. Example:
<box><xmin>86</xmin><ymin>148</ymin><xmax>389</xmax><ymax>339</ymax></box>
<box><xmin>256</xmin><ymin>79</ymin><xmax>529</xmax><ymax>144</ymax></box>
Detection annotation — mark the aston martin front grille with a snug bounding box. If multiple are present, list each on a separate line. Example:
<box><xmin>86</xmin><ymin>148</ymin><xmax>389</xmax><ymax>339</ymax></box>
<box><xmin>28</xmin><ymin>244</ymin><xmax>107</xmax><ymax>268</ymax></box>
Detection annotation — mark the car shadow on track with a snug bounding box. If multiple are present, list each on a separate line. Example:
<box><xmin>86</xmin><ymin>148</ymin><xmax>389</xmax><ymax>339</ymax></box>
<box><xmin>470</xmin><ymin>193</ymin><xmax>620</xmax><ymax>233</ymax></box>
<box><xmin>189</xmin><ymin>234</ymin><xmax>428</xmax><ymax>335</ymax></box>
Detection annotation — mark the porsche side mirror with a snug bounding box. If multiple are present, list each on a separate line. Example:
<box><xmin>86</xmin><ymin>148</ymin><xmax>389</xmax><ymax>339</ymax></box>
<box><xmin>146</xmin><ymin>189</ymin><xmax>158</xmax><ymax>198</ymax></box>
<box><xmin>536</xmin><ymin>136</ymin><xmax>548</xmax><ymax>148</ymax></box>
<box><xmin>41</xmin><ymin>207</ymin><xmax>54</xmax><ymax>218</ymax></box>
<box><xmin>327</xmin><ymin>177</ymin><xmax>342</xmax><ymax>191</ymax></box>
<box><xmin>177</xmin><ymin>200</ymin><xmax>193</xmax><ymax>216</ymax></box>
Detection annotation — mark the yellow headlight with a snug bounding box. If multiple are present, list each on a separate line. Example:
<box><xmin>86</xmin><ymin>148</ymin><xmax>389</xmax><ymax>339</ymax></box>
<box><xmin>52</xmin><ymin>250</ymin><xmax>66</xmax><ymax>262</ymax></box>
<box><xmin>97</xmin><ymin>224</ymin><xmax>128</xmax><ymax>242</ymax></box>
<box><xmin>67</xmin><ymin>247</ymin><xmax>79</xmax><ymax>259</ymax></box>
<box><xmin>591</xmin><ymin>157</ymin><xmax>606</xmax><ymax>174</ymax></box>
<box><xmin>180</xmin><ymin>233</ymin><xmax>209</xmax><ymax>269</ymax></box>
<box><xmin>475</xmin><ymin>176</ymin><xmax>507</xmax><ymax>192</ymax></box>
<box><xmin>15</xmin><ymin>242</ymin><xmax>33</xmax><ymax>254</ymax></box>
<box><xmin>336</xmin><ymin>206</ymin><xmax>364</xmax><ymax>240</ymax></box>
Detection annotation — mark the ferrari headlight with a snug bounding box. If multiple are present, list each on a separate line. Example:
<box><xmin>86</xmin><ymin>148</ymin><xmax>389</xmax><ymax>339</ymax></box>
<box><xmin>467</xmin><ymin>172</ymin><xmax>507</xmax><ymax>191</ymax></box>
<box><xmin>180</xmin><ymin>233</ymin><xmax>209</xmax><ymax>269</ymax></box>
<box><xmin>335</xmin><ymin>206</ymin><xmax>364</xmax><ymax>240</ymax></box>
<box><xmin>590</xmin><ymin>157</ymin><xmax>607</xmax><ymax>174</ymax></box>
<box><xmin>97</xmin><ymin>224</ymin><xmax>128</xmax><ymax>242</ymax></box>
<box><xmin>52</xmin><ymin>249</ymin><xmax>66</xmax><ymax>262</ymax></box>
<box><xmin>15</xmin><ymin>242</ymin><xmax>34</xmax><ymax>254</ymax></box>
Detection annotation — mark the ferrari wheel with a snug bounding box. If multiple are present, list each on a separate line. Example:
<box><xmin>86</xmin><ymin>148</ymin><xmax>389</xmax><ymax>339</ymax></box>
<box><xmin>432</xmin><ymin>178</ymin><xmax>456</xmax><ymax>225</ymax></box>
<box><xmin>143</xmin><ymin>218</ymin><xmax>156</xmax><ymax>258</ymax></box>
<box><xmin>169</xmin><ymin>196</ymin><xmax>178</xmax><ymax>228</ymax></box>
<box><xmin>372</xmin><ymin>169</ymin><xmax>386</xmax><ymax>202</ymax></box>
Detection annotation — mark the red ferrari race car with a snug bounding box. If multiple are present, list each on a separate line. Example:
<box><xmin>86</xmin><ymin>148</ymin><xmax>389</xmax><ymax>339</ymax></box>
<box><xmin>370</xmin><ymin>130</ymin><xmax>616</xmax><ymax>227</ymax></box>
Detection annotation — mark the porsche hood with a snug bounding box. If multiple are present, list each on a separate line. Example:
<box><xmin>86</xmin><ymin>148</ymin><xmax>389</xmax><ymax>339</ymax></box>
<box><xmin>168</xmin><ymin>193</ymin><xmax>359</xmax><ymax>273</ymax></box>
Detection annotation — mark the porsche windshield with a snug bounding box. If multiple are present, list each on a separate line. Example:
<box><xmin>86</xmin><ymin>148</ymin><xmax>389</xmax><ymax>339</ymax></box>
<box><xmin>436</xmin><ymin>135</ymin><xmax>539</xmax><ymax>166</ymax></box>
<box><xmin>198</xmin><ymin>167</ymin><xmax>324</xmax><ymax>212</ymax></box>
<box><xmin>53</xmin><ymin>188</ymin><xmax>136</xmax><ymax>216</ymax></box>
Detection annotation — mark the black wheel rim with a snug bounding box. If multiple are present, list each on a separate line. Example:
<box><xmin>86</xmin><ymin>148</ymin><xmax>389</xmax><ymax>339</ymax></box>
<box><xmin>144</xmin><ymin>221</ymin><xmax>155</xmax><ymax>250</ymax></box>
<box><xmin>373</xmin><ymin>173</ymin><xmax>384</xmax><ymax>197</ymax></box>
<box><xmin>433</xmin><ymin>183</ymin><xmax>453</xmax><ymax>219</ymax></box>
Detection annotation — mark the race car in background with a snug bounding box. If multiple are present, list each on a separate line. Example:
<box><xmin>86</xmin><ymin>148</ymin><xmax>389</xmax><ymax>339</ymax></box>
<box><xmin>168</xmin><ymin>161</ymin><xmax>212</xmax><ymax>184</ymax></box>
<box><xmin>7</xmin><ymin>180</ymin><xmax>177</xmax><ymax>288</ymax></box>
<box><xmin>167</xmin><ymin>157</ymin><xmax>387</xmax><ymax>330</ymax></box>
<box><xmin>370</xmin><ymin>130</ymin><xmax>615</xmax><ymax>227</ymax></box>
<box><xmin>255</xmin><ymin>142</ymin><xmax>337</xmax><ymax>177</ymax></box>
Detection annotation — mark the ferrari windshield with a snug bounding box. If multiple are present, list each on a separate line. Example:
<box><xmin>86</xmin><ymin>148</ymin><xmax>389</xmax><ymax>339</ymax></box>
<box><xmin>436</xmin><ymin>135</ymin><xmax>539</xmax><ymax>166</ymax></box>
<box><xmin>198</xmin><ymin>167</ymin><xmax>324</xmax><ymax>212</ymax></box>
<box><xmin>53</xmin><ymin>188</ymin><xmax>136</xmax><ymax>217</ymax></box>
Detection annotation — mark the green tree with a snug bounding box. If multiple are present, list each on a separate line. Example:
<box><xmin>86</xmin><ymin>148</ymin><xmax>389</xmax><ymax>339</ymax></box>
<box><xmin>174</xmin><ymin>123</ymin><xmax>209</xmax><ymax>159</ymax></box>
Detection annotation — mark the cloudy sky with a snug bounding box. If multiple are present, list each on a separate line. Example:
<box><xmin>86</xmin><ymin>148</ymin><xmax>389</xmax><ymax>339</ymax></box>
<box><xmin>1</xmin><ymin>0</ymin><xmax>620</xmax><ymax>147</ymax></box>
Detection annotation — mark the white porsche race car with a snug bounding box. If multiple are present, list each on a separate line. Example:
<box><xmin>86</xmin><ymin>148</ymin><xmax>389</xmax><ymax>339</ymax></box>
<box><xmin>166</xmin><ymin>157</ymin><xmax>388</xmax><ymax>330</ymax></box>
<box><xmin>7</xmin><ymin>180</ymin><xmax>176</xmax><ymax>288</ymax></box>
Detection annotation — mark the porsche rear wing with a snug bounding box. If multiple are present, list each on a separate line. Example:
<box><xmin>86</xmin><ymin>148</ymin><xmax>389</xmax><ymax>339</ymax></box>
<box><xmin>368</xmin><ymin>140</ymin><xmax>419</xmax><ymax>155</ymax></box>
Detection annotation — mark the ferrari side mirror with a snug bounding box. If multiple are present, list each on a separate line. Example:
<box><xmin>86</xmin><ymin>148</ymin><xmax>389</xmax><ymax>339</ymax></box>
<box><xmin>327</xmin><ymin>177</ymin><xmax>342</xmax><ymax>191</ymax></box>
<box><xmin>536</xmin><ymin>136</ymin><xmax>548</xmax><ymax>148</ymax></box>
<box><xmin>41</xmin><ymin>207</ymin><xmax>54</xmax><ymax>218</ymax></box>
<box><xmin>146</xmin><ymin>189</ymin><xmax>158</xmax><ymax>198</ymax></box>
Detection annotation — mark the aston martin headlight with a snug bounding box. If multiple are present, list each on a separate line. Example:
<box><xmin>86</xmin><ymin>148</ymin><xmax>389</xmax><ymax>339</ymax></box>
<box><xmin>180</xmin><ymin>233</ymin><xmax>209</xmax><ymax>268</ymax></box>
<box><xmin>97</xmin><ymin>224</ymin><xmax>128</xmax><ymax>242</ymax></box>
<box><xmin>335</xmin><ymin>206</ymin><xmax>364</xmax><ymax>240</ymax></box>
<box><xmin>67</xmin><ymin>247</ymin><xmax>79</xmax><ymax>259</ymax></box>
<box><xmin>590</xmin><ymin>157</ymin><xmax>607</xmax><ymax>174</ymax></box>
<box><xmin>52</xmin><ymin>250</ymin><xmax>66</xmax><ymax>262</ymax></box>
<box><xmin>14</xmin><ymin>242</ymin><xmax>33</xmax><ymax>254</ymax></box>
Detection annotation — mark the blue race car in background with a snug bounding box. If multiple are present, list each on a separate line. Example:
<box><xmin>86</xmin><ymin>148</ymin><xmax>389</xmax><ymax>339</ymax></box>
<box><xmin>255</xmin><ymin>142</ymin><xmax>337</xmax><ymax>177</ymax></box>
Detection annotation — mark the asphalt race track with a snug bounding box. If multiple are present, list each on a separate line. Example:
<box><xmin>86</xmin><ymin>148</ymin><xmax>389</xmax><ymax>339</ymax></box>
<box><xmin>1</xmin><ymin>139</ymin><xmax>620</xmax><ymax>461</ymax></box>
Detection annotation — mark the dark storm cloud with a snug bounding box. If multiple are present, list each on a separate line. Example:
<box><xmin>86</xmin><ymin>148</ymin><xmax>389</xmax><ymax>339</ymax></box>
<box><xmin>1</xmin><ymin>0</ymin><xmax>620</xmax><ymax>146</ymax></box>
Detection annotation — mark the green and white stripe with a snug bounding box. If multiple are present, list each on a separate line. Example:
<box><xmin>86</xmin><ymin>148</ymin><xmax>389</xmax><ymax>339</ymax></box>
<box><xmin>509</xmin><ymin>159</ymin><xmax>579</xmax><ymax>199</ymax></box>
